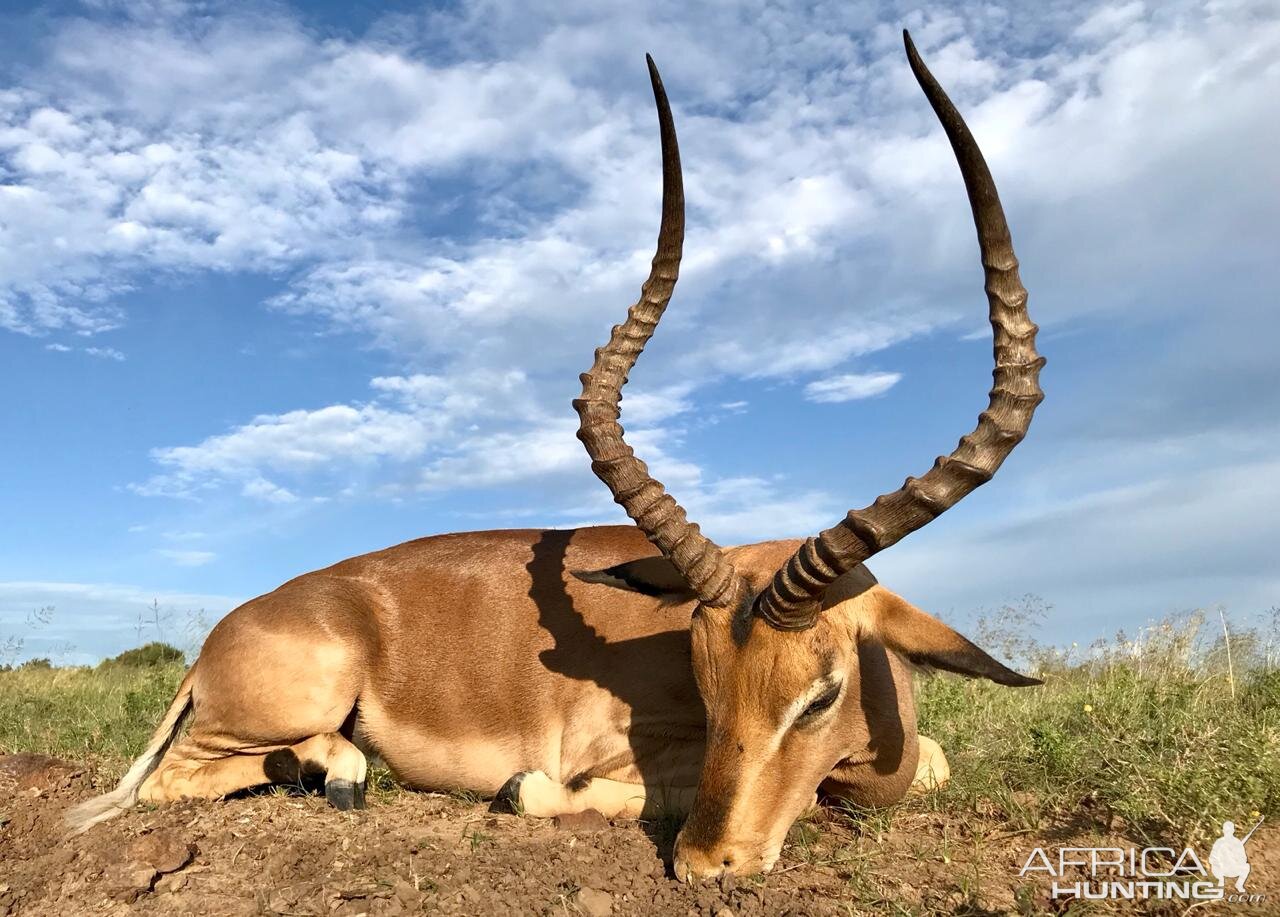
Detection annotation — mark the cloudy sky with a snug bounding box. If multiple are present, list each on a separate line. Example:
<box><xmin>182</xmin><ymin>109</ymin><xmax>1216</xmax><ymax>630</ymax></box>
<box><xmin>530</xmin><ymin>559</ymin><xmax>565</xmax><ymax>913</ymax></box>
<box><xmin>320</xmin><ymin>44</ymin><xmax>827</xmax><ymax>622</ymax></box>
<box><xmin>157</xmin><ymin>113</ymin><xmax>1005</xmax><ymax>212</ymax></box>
<box><xmin>1</xmin><ymin>0</ymin><xmax>1277</xmax><ymax>664</ymax></box>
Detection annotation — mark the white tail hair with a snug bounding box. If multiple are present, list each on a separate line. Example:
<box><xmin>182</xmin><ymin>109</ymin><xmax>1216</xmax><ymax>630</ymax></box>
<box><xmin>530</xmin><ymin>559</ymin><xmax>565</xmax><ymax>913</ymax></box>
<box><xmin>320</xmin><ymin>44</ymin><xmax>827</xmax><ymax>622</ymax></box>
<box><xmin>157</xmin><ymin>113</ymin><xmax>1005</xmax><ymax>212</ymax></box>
<box><xmin>63</xmin><ymin>667</ymin><xmax>195</xmax><ymax>834</ymax></box>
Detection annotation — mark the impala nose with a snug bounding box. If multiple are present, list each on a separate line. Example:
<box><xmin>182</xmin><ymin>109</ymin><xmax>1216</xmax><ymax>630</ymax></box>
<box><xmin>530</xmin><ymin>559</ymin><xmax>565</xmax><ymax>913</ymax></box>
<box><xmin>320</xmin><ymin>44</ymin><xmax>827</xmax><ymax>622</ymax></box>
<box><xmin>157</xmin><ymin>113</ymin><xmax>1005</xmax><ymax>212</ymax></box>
<box><xmin>671</xmin><ymin>836</ymin><xmax>743</xmax><ymax>882</ymax></box>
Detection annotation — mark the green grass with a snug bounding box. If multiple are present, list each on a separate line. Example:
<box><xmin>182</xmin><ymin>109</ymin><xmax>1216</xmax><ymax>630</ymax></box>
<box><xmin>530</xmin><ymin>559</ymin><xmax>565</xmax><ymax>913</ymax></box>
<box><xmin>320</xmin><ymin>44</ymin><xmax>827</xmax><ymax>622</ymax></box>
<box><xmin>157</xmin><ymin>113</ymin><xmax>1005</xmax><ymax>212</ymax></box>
<box><xmin>912</xmin><ymin>612</ymin><xmax>1280</xmax><ymax>847</ymax></box>
<box><xmin>0</xmin><ymin>661</ymin><xmax>185</xmax><ymax>765</ymax></box>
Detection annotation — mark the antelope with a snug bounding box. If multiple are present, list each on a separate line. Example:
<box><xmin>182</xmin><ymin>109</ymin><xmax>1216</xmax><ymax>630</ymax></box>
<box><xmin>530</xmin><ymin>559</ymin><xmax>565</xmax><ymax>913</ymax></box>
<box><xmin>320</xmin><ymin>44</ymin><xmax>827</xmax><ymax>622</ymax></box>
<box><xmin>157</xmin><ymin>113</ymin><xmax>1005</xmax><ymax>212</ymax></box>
<box><xmin>68</xmin><ymin>31</ymin><xmax>1044</xmax><ymax>881</ymax></box>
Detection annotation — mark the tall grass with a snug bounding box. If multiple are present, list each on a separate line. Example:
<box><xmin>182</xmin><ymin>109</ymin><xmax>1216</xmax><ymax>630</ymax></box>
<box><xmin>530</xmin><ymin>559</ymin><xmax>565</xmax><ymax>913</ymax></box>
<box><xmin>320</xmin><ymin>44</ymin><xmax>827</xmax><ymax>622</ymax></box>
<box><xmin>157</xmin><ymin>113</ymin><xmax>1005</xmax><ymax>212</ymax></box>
<box><xmin>916</xmin><ymin>602</ymin><xmax>1280</xmax><ymax>845</ymax></box>
<box><xmin>0</xmin><ymin>661</ymin><xmax>184</xmax><ymax>765</ymax></box>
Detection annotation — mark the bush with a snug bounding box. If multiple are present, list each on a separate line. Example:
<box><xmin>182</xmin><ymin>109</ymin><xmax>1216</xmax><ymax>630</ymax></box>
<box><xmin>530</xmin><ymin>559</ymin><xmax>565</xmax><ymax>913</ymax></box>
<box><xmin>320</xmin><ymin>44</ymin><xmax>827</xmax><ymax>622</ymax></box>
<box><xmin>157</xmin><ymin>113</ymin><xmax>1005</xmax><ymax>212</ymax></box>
<box><xmin>99</xmin><ymin>642</ymin><xmax>185</xmax><ymax>669</ymax></box>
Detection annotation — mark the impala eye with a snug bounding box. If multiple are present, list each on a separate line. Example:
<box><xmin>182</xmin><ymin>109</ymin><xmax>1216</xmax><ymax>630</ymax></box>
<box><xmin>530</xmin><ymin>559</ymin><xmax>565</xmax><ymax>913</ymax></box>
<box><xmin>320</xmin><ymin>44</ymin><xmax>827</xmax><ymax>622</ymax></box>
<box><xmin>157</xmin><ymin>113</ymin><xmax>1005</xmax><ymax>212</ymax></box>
<box><xmin>798</xmin><ymin>683</ymin><xmax>842</xmax><ymax>722</ymax></box>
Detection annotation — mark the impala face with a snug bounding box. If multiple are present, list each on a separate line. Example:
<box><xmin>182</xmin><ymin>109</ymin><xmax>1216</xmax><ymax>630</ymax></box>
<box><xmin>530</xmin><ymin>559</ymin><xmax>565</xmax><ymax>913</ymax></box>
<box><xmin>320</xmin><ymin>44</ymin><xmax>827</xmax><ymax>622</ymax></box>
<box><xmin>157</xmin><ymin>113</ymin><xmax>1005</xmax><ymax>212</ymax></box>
<box><xmin>663</xmin><ymin>571</ymin><xmax>1037</xmax><ymax>880</ymax></box>
<box><xmin>675</xmin><ymin>608</ymin><xmax>860</xmax><ymax>878</ymax></box>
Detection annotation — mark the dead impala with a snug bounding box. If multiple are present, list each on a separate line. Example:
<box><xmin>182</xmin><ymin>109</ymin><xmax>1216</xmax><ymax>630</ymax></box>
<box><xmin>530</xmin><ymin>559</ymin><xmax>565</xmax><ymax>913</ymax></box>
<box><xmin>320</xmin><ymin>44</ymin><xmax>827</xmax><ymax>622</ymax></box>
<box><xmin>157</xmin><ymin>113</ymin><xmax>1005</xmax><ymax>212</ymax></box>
<box><xmin>69</xmin><ymin>31</ymin><xmax>1044</xmax><ymax>881</ymax></box>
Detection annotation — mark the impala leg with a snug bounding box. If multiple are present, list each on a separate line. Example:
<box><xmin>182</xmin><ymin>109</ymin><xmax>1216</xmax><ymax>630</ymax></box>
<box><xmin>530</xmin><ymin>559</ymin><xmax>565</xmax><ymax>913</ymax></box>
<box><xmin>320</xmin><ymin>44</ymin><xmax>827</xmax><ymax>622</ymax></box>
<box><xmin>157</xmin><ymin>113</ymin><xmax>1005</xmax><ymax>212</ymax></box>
<box><xmin>139</xmin><ymin>732</ymin><xmax>368</xmax><ymax>809</ymax></box>
<box><xmin>139</xmin><ymin>741</ymin><xmax>275</xmax><ymax>802</ymax></box>
<box><xmin>493</xmin><ymin>771</ymin><xmax>696</xmax><ymax>819</ymax></box>
<box><xmin>908</xmin><ymin>735</ymin><xmax>950</xmax><ymax>795</ymax></box>
<box><xmin>820</xmin><ymin>733</ymin><xmax>943</xmax><ymax>808</ymax></box>
<box><xmin>278</xmin><ymin>733</ymin><xmax>369</xmax><ymax>810</ymax></box>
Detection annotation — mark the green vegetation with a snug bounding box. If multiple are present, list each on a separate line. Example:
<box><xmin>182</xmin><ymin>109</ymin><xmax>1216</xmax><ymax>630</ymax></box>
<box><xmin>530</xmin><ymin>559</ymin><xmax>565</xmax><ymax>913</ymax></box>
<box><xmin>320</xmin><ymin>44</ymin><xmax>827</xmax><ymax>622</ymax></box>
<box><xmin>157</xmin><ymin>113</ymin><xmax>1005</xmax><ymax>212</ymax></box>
<box><xmin>100</xmin><ymin>641</ymin><xmax>186</xmax><ymax>669</ymax></box>
<box><xmin>0</xmin><ymin>660</ymin><xmax>184</xmax><ymax>764</ymax></box>
<box><xmin>911</xmin><ymin>603</ymin><xmax>1280</xmax><ymax>846</ymax></box>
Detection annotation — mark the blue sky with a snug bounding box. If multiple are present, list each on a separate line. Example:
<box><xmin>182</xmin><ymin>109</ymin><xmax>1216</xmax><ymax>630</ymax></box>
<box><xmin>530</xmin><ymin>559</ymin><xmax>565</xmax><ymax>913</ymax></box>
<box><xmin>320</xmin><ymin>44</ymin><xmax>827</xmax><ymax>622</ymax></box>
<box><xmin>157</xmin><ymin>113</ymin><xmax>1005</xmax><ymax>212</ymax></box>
<box><xmin>1</xmin><ymin>0</ymin><xmax>1277</xmax><ymax>664</ymax></box>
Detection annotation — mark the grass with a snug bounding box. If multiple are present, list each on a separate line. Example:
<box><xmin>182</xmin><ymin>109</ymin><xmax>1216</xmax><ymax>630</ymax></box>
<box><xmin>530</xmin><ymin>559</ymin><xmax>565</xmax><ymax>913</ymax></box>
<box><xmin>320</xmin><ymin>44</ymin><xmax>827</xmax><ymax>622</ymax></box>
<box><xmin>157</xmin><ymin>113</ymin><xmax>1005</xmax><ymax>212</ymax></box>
<box><xmin>0</xmin><ymin>660</ymin><xmax>185</xmax><ymax>764</ymax></box>
<box><xmin>911</xmin><ymin>607</ymin><xmax>1280</xmax><ymax>847</ymax></box>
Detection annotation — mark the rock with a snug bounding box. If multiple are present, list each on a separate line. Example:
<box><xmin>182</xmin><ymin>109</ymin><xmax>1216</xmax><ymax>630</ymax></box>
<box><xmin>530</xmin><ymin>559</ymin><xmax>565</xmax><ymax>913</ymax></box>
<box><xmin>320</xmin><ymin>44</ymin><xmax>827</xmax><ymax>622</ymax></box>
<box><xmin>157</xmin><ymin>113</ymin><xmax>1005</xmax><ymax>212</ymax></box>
<box><xmin>392</xmin><ymin>879</ymin><xmax>420</xmax><ymax>906</ymax></box>
<box><xmin>553</xmin><ymin>809</ymin><xmax>610</xmax><ymax>832</ymax></box>
<box><xmin>104</xmin><ymin>862</ymin><xmax>158</xmax><ymax>902</ymax></box>
<box><xmin>575</xmin><ymin>886</ymin><xmax>613</xmax><ymax>917</ymax></box>
<box><xmin>715</xmin><ymin>909</ymin><xmax>736</xmax><ymax>917</ymax></box>
<box><xmin>155</xmin><ymin>873</ymin><xmax>189</xmax><ymax>894</ymax></box>
<box><xmin>126</xmin><ymin>829</ymin><xmax>196</xmax><ymax>874</ymax></box>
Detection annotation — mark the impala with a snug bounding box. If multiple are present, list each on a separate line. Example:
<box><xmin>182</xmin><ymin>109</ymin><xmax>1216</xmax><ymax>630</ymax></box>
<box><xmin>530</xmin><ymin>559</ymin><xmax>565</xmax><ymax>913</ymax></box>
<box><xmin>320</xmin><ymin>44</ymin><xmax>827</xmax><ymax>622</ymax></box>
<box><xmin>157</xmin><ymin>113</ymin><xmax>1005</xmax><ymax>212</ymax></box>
<box><xmin>69</xmin><ymin>31</ymin><xmax>1044</xmax><ymax>881</ymax></box>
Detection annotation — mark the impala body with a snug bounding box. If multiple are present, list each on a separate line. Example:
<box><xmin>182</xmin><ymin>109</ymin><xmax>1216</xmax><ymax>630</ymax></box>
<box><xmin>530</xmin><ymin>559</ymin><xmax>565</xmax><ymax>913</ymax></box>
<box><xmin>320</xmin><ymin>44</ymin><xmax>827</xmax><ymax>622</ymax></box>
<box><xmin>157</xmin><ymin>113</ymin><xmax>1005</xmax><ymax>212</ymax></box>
<box><xmin>68</xmin><ymin>32</ymin><xmax>1044</xmax><ymax>882</ymax></box>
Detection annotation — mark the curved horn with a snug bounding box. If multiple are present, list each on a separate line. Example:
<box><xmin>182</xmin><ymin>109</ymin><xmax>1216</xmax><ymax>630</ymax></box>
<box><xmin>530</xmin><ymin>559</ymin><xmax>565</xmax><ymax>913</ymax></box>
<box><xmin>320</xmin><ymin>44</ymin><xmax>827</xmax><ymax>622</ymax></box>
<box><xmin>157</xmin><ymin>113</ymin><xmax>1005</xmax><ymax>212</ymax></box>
<box><xmin>752</xmin><ymin>30</ymin><xmax>1046</xmax><ymax>630</ymax></box>
<box><xmin>573</xmin><ymin>56</ymin><xmax>747</xmax><ymax>611</ymax></box>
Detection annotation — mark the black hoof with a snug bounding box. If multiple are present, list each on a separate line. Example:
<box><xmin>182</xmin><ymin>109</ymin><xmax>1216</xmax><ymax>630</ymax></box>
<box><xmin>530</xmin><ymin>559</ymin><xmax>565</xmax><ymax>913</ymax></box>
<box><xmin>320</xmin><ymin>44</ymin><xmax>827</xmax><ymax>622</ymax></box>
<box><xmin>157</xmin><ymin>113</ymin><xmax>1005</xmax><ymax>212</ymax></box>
<box><xmin>326</xmin><ymin>778</ymin><xmax>366</xmax><ymax>811</ymax></box>
<box><xmin>489</xmin><ymin>772</ymin><xmax>528</xmax><ymax>814</ymax></box>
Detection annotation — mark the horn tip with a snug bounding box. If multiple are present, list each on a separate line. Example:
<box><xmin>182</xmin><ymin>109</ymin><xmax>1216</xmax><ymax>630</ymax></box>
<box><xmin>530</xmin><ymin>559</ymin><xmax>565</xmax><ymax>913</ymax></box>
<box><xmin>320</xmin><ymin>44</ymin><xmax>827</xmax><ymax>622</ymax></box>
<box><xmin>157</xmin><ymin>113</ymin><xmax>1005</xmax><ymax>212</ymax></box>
<box><xmin>902</xmin><ymin>29</ymin><xmax>922</xmax><ymax>65</ymax></box>
<box><xmin>646</xmin><ymin>53</ymin><xmax>666</xmax><ymax>97</ymax></box>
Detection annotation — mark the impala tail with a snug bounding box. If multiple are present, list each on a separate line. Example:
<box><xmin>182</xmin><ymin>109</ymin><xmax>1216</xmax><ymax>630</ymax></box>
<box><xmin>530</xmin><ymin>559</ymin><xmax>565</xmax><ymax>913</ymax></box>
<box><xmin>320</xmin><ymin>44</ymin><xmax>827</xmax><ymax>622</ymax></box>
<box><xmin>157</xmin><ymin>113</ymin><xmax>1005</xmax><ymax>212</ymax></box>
<box><xmin>63</xmin><ymin>666</ymin><xmax>196</xmax><ymax>833</ymax></box>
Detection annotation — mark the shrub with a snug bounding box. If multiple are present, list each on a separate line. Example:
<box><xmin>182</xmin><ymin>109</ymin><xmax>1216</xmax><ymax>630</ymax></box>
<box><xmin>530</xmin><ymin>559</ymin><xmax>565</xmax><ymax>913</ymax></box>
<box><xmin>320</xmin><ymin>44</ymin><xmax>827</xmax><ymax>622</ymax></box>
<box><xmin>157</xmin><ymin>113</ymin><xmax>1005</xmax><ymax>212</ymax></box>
<box><xmin>99</xmin><ymin>642</ymin><xmax>185</xmax><ymax>669</ymax></box>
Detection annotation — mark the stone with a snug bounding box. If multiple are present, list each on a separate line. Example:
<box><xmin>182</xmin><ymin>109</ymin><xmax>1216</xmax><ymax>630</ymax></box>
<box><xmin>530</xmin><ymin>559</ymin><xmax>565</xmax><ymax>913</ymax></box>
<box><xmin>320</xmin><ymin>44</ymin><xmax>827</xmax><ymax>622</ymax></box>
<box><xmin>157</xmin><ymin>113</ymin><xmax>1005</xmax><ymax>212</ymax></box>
<box><xmin>575</xmin><ymin>886</ymin><xmax>613</xmax><ymax>917</ymax></box>
<box><xmin>126</xmin><ymin>829</ymin><xmax>196</xmax><ymax>874</ymax></box>
<box><xmin>104</xmin><ymin>862</ymin><xmax>158</xmax><ymax>902</ymax></box>
<box><xmin>553</xmin><ymin>809</ymin><xmax>610</xmax><ymax>832</ymax></box>
<box><xmin>155</xmin><ymin>873</ymin><xmax>189</xmax><ymax>894</ymax></box>
<box><xmin>392</xmin><ymin>879</ymin><xmax>420</xmax><ymax>906</ymax></box>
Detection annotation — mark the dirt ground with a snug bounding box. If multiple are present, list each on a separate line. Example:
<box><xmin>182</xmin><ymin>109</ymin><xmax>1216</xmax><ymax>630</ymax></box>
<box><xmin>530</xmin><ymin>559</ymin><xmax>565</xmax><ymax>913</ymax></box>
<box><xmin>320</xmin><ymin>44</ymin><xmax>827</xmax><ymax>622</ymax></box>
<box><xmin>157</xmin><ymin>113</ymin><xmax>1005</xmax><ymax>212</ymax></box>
<box><xmin>1</xmin><ymin>754</ymin><xmax>1274</xmax><ymax>916</ymax></box>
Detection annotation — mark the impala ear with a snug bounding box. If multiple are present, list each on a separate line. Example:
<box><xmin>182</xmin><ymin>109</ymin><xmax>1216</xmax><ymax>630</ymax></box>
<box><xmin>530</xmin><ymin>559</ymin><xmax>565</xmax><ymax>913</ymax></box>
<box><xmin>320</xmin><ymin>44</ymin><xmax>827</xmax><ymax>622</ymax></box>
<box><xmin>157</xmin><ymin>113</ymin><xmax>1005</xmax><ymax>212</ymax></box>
<box><xmin>572</xmin><ymin>556</ymin><xmax>695</xmax><ymax>599</ymax></box>
<box><xmin>868</xmin><ymin>591</ymin><xmax>1042</xmax><ymax>687</ymax></box>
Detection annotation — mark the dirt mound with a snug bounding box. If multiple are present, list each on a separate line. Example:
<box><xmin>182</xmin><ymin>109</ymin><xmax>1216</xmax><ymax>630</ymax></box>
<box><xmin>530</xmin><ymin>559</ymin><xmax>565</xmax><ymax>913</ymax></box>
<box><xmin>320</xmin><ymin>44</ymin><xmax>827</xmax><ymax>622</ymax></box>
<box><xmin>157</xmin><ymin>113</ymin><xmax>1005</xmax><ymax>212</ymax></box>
<box><xmin>0</xmin><ymin>757</ymin><xmax>852</xmax><ymax>916</ymax></box>
<box><xmin>0</xmin><ymin>755</ymin><xmax>1274</xmax><ymax>915</ymax></box>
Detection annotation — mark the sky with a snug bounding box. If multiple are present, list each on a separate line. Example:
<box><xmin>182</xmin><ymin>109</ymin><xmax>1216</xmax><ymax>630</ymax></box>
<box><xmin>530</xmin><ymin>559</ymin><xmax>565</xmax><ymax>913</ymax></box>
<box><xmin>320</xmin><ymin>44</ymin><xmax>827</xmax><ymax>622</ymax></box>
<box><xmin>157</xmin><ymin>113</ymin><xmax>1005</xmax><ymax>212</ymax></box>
<box><xmin>1</xmin><ymin>0</ymin><xmax>1277</xmax><ymax>665</ymax></box>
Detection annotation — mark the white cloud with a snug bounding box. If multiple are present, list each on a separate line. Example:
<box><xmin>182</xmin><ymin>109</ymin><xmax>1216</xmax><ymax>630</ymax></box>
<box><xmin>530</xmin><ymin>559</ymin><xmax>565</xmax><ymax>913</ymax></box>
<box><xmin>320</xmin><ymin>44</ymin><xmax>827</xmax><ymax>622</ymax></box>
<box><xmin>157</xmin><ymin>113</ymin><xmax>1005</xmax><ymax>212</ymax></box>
<box><xmin>4</xmin><ymin>1</ymin><xmax>1275</xmax><ymax>372</ymax></box>
<box><xmin>155</xmin><ymin>548</ymin><xmax>216</xmax><ymax>567</ymax></box>
<box><xmin>101</xmin><ymin>2</ymin><xmax>1278</xmax><ymax>550</ymax></box>
<box><xmin>130</xmin><ymin>369</ymin><xmax>558</xmax><ymax>500</ymax></box>
<box><xmin>417</xmin><ymin>419</ymin><xmax>584</xmax><ymax>491</ymax></box>
<box><xmin>614</xmin><ymin>384</ymin><xmax>696</xmax><ymax>425</ymax></box>
<box><xmin>241</xmin><ymin>477</ymin><xmax>298</xmax><ymax>504</ymax></box>
<box><xmin>804</xmin><ymin>371</ymin><xmax>902</xmax><ymax>403</ymax></box>
<box><xmin>84</xmin><ymin>345</ymin><xmax>125</xmax><ymax>361</ymax></box>
<box><xmin>181</xmin><ymin>404</ymin><xmax>429</xmax><ymax>470</ymax></box>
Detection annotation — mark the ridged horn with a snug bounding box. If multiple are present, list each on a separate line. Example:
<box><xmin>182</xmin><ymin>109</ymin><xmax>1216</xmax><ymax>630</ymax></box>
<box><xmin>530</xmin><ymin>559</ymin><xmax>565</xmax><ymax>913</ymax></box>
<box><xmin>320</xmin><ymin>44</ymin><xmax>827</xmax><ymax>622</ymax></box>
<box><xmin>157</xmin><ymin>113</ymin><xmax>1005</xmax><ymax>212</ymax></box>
<box><xmin>573</xmin><ymin>56</ymin><xmax>747</xmax><ymax>611</ymax></box>
<box><xmin>752</xmin><ymin>30</ymin><xmax>1046</xmax><ymax>630</ymax></box>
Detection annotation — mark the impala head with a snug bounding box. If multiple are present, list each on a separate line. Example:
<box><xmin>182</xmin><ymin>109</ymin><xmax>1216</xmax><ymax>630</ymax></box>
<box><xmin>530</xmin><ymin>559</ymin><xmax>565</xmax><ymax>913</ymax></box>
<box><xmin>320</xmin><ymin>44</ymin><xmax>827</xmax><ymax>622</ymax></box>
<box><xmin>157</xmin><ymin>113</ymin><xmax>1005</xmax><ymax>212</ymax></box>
<box><xmin>573</xmin><ymin>32</ymin><xmax>1046</xmax><ymax>881</ymax></box>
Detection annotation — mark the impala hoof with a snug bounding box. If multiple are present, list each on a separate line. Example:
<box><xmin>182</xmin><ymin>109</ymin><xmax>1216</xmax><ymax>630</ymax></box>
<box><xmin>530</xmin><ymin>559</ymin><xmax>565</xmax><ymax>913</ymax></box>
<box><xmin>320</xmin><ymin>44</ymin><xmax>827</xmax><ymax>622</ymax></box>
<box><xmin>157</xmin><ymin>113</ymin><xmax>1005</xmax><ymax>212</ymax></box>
<box><xmin>326</xmin><ymin>778</ymin><xmax>366</xmax><ymax>811</ymax></box>
<box><xmin>490</xmin><ymin>772</ymin><xmax>529</xmax><ymax>814</ymax></box>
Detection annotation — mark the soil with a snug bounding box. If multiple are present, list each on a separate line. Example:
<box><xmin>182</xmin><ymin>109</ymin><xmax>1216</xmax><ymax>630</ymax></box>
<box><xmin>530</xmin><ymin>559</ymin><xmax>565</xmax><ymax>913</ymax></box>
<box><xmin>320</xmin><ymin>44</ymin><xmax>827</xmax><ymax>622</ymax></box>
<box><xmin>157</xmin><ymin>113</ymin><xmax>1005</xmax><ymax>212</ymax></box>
<box><xmin>1</xmin><ymin>754</ymin><xmax>1274</xmax><ymax>916</ymax></box>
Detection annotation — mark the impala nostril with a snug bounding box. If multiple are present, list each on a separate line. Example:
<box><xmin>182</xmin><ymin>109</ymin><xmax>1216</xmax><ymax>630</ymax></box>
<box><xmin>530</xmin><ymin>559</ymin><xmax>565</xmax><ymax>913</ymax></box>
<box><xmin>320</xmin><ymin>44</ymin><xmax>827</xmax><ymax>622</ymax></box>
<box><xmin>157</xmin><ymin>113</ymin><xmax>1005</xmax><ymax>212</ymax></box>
<box><xmin>722</xmin><ymin>857</ymin><xmax>733</xmax><ymax>868</ymax></box>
